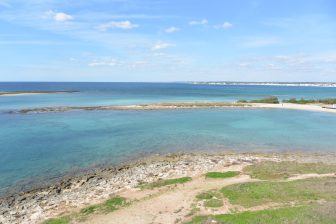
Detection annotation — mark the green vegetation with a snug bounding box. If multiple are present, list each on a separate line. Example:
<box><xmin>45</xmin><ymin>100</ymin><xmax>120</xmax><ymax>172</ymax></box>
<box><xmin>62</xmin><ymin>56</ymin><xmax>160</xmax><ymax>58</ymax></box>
<box><xmin>43</xmin><ymin>217</ymin><xmax>70</xmax><ymax>224</ymax></box>
<box><xmin>104</xmin><ymin>197</ymin><xmax>126</xmax><ymax>211</ymax></box>
<box><xmin>244</xmin><ymin>161</ymin><xmax>336</xmax><ymax>180</ymax></box>
<box><xmin>196</xmin><ymin>192</ymin><xmax>213</xmax><ymax>200</ymax></box>
<box><xmin>221</xmin><ymin>177</ymin><xmax>336</xmax><ymax>207</ymax></box>
<box><xmin>189</xmin><ymin>162</ymin><xmax>336</xmax><ymax>222</ymax></box>
<box><xmin>196</xmin><ymin>190</ymin><xmax>224</xmax><ymax>208</ymax></box>
<box><xmin>237</xmin><ymin>96</ymin><xmax>279</xmax><ymax>104</ymax></box>
<box><xmin>43</xmin><ymin>196</ymin><xmax>127</xmax><ymax>224</ymax></box>
<box><xmin>80</xmin><ymin>196</ymin><xmax>126</xmax><ymax>215</ymax></box>
<box><xmin>250</xmin><ymin>96</ymin><xmax>279</xmax><ymax>104</ymax></box>
<box><xmin>283</xmin><ymin>98</ymin><xmax>316</xmax><ymax>104</ymax></box>
<box><xmin>138</xmin><ymin>177</ymin><xmax>192</xmax><ymax>189</ymax></box>
<box><xmin>205</xmin><ymin>171</ymin><xmax>240</xmax><ymax>179</ymax></box>
<box><xmin>187</xmin><ymin>204</ymin><xmax>336</xmax><ymax>224</ymax></box>
<box><xmin>204</xmin><ymin>198</ymin><xmax>223</xmax><ymax>208</ymax></box>
<box><xmin>283</xmin><ymin>98</ymin><xmax>336</xmax><ymax>105</ymax></box>
<box><xmin>80</xmin><ymin>204</ymin><xmax>100</xmax><ymax>215</ymax></box>
<box><xmin>196</xmin><ymin>190</ymin><xmax>222</xmax><ymax>200</ymax></box>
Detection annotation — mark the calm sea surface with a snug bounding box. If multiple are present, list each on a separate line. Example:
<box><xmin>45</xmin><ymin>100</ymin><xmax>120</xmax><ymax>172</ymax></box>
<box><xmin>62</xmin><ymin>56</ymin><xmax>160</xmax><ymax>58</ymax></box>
<box><xmin>1</xmin><ymin>82</ymin><xmax>336</xmax><ymax>194</ymax></box>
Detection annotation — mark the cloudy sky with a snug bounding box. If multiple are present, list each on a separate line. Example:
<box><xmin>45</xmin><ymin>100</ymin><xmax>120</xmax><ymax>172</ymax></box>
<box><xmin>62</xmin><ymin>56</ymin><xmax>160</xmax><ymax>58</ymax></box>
<box><xmin>0</xmin><ymin>0</ymin><xmax>335</xmax><ymax>82</ymax></box>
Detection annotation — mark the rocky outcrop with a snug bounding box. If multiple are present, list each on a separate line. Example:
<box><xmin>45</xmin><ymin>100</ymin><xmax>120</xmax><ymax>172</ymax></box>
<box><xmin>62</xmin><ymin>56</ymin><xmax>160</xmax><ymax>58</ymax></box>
<box><xmin>0</xmin><ymin>153</ymin><xmax>264</xmax><ymax>224</ymax></box>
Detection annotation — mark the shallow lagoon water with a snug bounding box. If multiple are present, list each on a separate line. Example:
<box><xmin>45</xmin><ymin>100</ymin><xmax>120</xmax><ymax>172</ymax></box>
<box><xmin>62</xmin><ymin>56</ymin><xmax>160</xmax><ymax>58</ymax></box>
<box><xmin>1</xmin><ymin>108</ymin><xmax>336</xmax><ymax>193</ymax></box>
<box><xmin>1</xmin><ymin>82</ymin><xmax>336</xmax><ymax>194</ymax></box>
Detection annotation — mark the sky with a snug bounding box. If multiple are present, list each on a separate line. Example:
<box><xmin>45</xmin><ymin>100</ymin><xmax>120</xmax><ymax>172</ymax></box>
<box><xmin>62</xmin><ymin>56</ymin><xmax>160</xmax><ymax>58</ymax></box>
<box><xmin>0</xmin><ymin>0</ymin><xmax>335</xmax><ymax>82</ymax></box>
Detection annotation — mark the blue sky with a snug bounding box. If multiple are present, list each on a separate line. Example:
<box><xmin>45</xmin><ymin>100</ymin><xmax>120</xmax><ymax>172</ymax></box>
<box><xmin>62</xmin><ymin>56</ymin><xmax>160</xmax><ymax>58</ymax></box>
<box><xmin>0</xmin><ymin>0</ymin><xmax>335</xmax><ymax>82</ymax></box>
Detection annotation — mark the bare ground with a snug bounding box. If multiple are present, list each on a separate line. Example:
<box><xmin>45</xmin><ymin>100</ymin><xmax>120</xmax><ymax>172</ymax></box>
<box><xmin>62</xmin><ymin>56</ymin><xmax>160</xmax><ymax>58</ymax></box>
<box><xmin>80</xmin><ymin>164</ymin><xmax>335</xmax><ymax>224</ymax></box>
<box><xmin>81</xmin><ymin>164</ymin><xmax>250</xmax><ymax>224</ymax></box>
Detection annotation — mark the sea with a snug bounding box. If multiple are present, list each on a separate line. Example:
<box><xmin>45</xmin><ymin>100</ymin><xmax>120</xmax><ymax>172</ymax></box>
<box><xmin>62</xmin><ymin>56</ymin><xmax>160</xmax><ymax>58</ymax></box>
<box><xmin>1</xmin><ymin>82</ymin><xmax>336</xmax><ymax>195</ymax></box>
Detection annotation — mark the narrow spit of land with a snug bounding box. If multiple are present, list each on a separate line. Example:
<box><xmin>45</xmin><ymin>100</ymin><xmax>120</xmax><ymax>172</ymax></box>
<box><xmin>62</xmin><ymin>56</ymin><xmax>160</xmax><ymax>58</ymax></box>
<box><xmin>0</xmin><ymin>90</ymin><xmax>78</xmax><ymax>96</ymax></box>
<box><xmin>1</xmin><ymin>152</ymin><xmax>336</xmax><ymax>224</ymax></box>
<box><xmin>3</xmin><ymin>96</ymin><xmax>336</xmax><ymax>114</ymax></box>
<box><xmin>7</xmin><ymin>102</ymin><xmax>336</xmax><ymax>114</ymax></box>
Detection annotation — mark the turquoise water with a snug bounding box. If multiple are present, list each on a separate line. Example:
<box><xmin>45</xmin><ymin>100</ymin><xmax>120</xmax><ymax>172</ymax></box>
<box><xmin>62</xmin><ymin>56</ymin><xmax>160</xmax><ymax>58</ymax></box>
<box><xmin>1</xmin><ymin>82</ymin><xmax>336</xmax><ymax>194</ymax></box>
<box><xmin>1</xmin><ymin>82</ymin><xmax>336</xmax><ymax>110</ymax></box>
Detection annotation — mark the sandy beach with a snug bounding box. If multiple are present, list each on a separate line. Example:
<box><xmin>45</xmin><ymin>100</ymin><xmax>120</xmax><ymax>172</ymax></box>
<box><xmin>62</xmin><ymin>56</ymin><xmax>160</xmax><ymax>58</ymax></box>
<box><xmin>250</xmin><ymin>103</ymin><xmax>336</xmax><ymax>113</ymax></box>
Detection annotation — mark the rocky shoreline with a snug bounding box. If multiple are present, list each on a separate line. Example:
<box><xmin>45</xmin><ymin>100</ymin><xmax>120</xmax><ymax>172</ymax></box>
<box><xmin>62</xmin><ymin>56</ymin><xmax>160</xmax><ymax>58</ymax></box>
<box><xmin>1</xmin><ymin>152</ymin><xmax>335</xmax><ymax>224</ymax></box>
<box><xmin>7</xmin><ymin>102</ymin><xmax>246</xmax><ymax>114</ymax></box>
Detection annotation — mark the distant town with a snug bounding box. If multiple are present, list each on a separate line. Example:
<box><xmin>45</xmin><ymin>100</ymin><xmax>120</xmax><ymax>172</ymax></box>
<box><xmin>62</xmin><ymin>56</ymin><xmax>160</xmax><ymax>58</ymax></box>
<box><xmin>191</xmin><ymin>82</ymin><xmax>336</xmax><ymax>87</ymax></box>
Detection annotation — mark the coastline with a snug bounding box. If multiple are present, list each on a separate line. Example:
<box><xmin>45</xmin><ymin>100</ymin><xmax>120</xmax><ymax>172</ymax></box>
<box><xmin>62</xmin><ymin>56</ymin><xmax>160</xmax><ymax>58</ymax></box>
<box><xmin>190</xmin><ymin>81</ymin><xmax>336</xmax><ymax>87</ymax></box>
<box><xmin>7</xmin><ymin>102</ymin><xmax>336</xmax><ymax>114</ymax></box>
<box><xmin>249</xmin><ymin>102</ymin><xmax>336</xmax><ymax>113</ymax></box>
<box><xmin>1</xmin><ymin>151</ymin><xmax>336</xmax><ymax>224</ymax></box>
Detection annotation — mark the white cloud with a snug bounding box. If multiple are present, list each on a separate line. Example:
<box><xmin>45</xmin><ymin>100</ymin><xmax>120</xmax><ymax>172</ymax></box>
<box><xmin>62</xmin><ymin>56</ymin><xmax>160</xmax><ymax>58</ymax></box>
<box><xmin>151</xmin><ymin>42</ymin><xmax>174</xmax><ymax>51</ymax></box>
<box><xmin>164</xmin><ymin>26</ymin><xmax>180</xmax><ymax>33</ymax></box>
<box><xmin>54</xmin><ymin>12</ymin><xmax>73</xmax><ymax>22</ymax></box>
<box><xmin>189</xmin><ymin>19</ymin><xmax>208</xmax><ymax>26</ymax></box>
<box><xmin>235</xmin><ymin>52</ymin><xmax>336</xmax><ymax>76</ymax></box>
<box><xmin>214</xmin><ymin>22</ymin><xmax>233</xmax><ymax>29</ymax></box>
<box><xmin>45</xmin><ymin>10</ymin><xmax>73</xmax><ymax>22</ymax></box>
<box><xmin>97</xmin><ymin>21</ymin><xmax>139</xmax><ymax>31</ymax></box>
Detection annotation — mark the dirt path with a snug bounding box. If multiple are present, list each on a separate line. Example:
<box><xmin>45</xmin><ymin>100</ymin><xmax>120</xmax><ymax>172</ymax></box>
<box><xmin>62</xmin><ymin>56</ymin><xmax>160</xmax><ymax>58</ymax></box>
<box><xmin>81</xmin><ymin>165</ymin><xmax>252</xmax><ymax>224</ymax></box>
<box><xmin>286</xmin><ymin>173</ymin><xmax>335</xmax><ymax>181</ymax></box>
<box><xmin>81</xmin><ymin>169</ymin><xmax>336</xmax><ymax>224</ymax></box>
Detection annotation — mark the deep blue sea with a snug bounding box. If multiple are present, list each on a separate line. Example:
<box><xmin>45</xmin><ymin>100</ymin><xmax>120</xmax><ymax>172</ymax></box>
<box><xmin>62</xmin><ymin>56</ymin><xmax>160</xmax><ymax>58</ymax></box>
<box><xmin>1</xmin><ymin>82</ymin><xmax>336</xmax><ymax>194</ymax></box>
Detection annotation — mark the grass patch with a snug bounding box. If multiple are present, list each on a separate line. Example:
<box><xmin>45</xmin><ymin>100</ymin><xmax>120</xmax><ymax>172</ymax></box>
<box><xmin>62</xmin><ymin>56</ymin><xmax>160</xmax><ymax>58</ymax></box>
<box><xmin>103</xmin><ymin>197</ymin><xmax>126</xmax><ymax>212</ymax></box>
<box><xmin>79</xmin><ymin>196</ymin><xmax>126</xmax><ymax>215</ymax></box>
<box><xmin>221</xmin><ymin>177</ymin><xmax>336</xmax><ymax>207</ymax></box>
<box><xmin>205</xmin><ymin>171</ymin><xmax>240</xmax><ymax>179</ymax></box>
<box><xmin>204</xmin><ymin>198</ymin><xmax>223</xmax><ymax>208</ymax></box>
<box><xmin>196</xmin><ymin>190</ymin><xmax>223</xmax><ymax>200</ymax></box>
<box><xmin>244</xmin><ymin>161</ymin><xmax>336</xmax><ymax>180</ymax></box>
<box><xmin>45</xmin><ymin>196</ymin><xmax>126</xmax><ymax>224</ymax></box>
<box><xmin>80</xmin><ymin>204</ymin><xmax>100</xmax><ymax>215</ymax></box>
<box><xmin>43</xmin><ymin>217</ymin><xmax>70</xmax><ymax>224</ymax></box>
<box><xmin>138</xmin><ymin>177</ymin><xmax>192</xmax><ymax>189</ymax></box>
<box><xmin>196</xmin><ymin>190</ymin><xmax>223</xmax><ymax>208</ymax></box>
<box><xmin>238</xmin><ymin>96</ymin><xmax>279</xmax><ymax>104</ymax></box>
<box><xmin>196</xmin><ymin>192</ymin><xmax>214</xmax><ymax>200</ymax></box>
<box><xmin>188</xmin><ymin>204</ymin><xmax>336</xmax><ymax>224</ymax></box>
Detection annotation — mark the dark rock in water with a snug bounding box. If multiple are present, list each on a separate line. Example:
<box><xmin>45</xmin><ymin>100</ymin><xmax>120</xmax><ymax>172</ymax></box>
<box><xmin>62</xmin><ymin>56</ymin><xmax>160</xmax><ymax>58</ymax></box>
<box><xmin>86</xmin><ymin>175</ymin><xmax>96</xmax><ymax>182</ymax></box>
<box><xmin>60</xmin><ymin>180</ymin><xmax>72</xmax><ymax>189</ymax></box>
<box><xmin>18</xmin><ymin>196</ymin><xmax>26</xmax><ymax>203</ymax></box>
<box><xmin>55</xmin><ymin>187</ymin><xmax>61</xmax><ymax>194</ymax></box>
